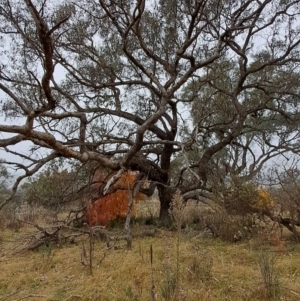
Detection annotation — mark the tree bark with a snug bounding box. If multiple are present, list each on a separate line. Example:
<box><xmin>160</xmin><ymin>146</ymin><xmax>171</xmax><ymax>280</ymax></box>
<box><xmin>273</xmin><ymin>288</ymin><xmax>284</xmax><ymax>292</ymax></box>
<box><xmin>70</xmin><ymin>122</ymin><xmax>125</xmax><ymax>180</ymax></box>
<box><xmin>125</xmin><ymin>172</ymin><xmax>146</xmax><ymax>248</ymax></box>
<box><xmin>158</xmin><ymin>185</ymin><xmax>175</xmax><ymax>224</ymax></box>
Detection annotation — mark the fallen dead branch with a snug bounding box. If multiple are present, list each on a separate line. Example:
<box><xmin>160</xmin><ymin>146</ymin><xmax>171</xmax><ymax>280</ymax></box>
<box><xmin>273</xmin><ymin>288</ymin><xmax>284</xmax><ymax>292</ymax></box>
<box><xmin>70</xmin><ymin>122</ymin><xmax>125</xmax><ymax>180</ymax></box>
<box><xmin>5</xmin><ymin>219</ymin><xmax>156</xmax><ymax>254</ymax></box>
<box><xmin>9</xmin><ymin>220</ymin><xmax>89</xmax><ymax>253</ymax></box>
<box><xmin>16</xmin><ymin>294</ymin><xmax>48</xmax><ymax>300</ymax></box>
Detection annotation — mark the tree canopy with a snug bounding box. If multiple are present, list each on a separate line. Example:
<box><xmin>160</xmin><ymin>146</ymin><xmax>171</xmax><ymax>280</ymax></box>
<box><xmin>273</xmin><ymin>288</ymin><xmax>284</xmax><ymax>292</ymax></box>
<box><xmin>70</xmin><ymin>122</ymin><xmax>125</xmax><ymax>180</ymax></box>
<box><xmin>21</xmin><ymin>161</ymin><xmax>89</xmax><ymax>208</ymax></box>
<box><xmin>0</xmin><ymin>0</ymin><xmax>300</xmax><ymax>216</ymax></box>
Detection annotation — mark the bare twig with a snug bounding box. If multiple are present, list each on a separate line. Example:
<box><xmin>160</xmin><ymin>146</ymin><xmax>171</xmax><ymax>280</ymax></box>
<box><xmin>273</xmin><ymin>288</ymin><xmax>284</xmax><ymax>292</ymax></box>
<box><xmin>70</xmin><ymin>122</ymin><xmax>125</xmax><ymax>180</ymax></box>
<box><xmin>63</xmin><ymin>296</ymin><xmax>83</xmax><ymax>301</ymax></box>
<box><xmin>15</xmin><ymin>294</ymin><xmax>48</xmax><ymax>300</ymax></box>
<box><xmin>97</xmin><ymin>231</ymin><xmax>124</xmax><ymax>265</ymax></box>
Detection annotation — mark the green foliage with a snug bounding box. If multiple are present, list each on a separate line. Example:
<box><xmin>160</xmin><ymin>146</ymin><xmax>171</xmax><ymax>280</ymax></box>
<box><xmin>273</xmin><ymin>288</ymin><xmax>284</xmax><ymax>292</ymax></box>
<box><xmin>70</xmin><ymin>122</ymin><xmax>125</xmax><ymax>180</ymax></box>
<box><xmin>0</xmin><ymin>164</ymin><xmax>11</xmax><ymax>192</ymax></box>
<box><xmin>21</xmin><ymin>162</ymin><xmax>89</xmax><ymax>208</ymax></box>
<box><xmin>0</xmin><ymin>163</ymin><xmax>19</xmax><ymax>229</ymax></box>
<box><xmin>185</xmin><ymin>59</ymin><xmax>237</xmax><ymax>129</ymax></box>
<box><xmin>0</xmin><ymin>163</ymin><xmax>12</xmax><ymax>206</ymax></box>
<box><xmin>223</xmin><ymin>182</ymin><xmax>260</xmax><ymax>215</ymax></box>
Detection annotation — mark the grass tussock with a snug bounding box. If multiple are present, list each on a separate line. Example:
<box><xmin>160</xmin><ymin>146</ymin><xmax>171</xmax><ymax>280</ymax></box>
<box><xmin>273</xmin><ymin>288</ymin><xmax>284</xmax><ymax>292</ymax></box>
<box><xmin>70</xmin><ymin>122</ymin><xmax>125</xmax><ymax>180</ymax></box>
<box><xmin>258</xmin><ymin>249</ymin><xmax>281</xmax><ymax>300</ymax></box>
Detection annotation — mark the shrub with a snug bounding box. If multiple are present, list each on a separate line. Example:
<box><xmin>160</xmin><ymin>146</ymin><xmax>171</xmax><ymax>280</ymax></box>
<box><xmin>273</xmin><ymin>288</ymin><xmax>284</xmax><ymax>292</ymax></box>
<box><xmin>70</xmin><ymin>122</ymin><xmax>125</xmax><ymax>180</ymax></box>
<box><xmin>195</xmin><ymin>210</ymin><xmax>258</xmax><ymax>242</ymax></box>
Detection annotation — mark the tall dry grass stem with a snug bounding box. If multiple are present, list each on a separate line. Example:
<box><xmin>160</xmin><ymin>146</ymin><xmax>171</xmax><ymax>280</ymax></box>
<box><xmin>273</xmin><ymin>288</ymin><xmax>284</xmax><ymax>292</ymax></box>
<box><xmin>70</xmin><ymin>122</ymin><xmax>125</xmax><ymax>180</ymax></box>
<box><xmin>150</xmin><ymin>244</ymin><xmax>156</xmax><ymax>301</ymax></box>
<box><xmin>168</xmin><ymin>190</ymin><xmax>186</xmax><ymax>300</ymax></box>
<box><xmin>258</xmin><ymin>249</ymin><xmax>280</xmax><ymax>299</ymax></box>
<box><xmin>160</xmin><ymin>234</ymin><xmax>176</xmax><ymax>301</ymax></box>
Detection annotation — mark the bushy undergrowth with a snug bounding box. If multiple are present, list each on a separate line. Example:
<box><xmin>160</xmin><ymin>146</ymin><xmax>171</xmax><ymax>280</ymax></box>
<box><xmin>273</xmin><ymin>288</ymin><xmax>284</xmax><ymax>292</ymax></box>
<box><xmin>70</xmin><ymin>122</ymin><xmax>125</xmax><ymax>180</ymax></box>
<box><xmin>175</xmin><ymin>203</ymin><xmax>264</xmax><ymax>242</ymax></box>
<box><xmin>199</xmin><ymin>211</ymin><xmax>260</xmax><ymax>241</ymax></box>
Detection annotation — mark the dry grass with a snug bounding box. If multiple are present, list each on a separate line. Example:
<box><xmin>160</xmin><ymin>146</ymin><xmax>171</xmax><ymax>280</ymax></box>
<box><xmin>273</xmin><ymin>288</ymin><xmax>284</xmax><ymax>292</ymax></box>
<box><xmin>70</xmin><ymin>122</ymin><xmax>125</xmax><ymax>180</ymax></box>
<box><xmin>1</xmin><ymin>224</ymin><xmax>300</xmax><ymax>301</ymax></box>
<box><xmin>136</xmin><ymin>199</ymin><xmax>160</xmax><ymax>219</ymax></box>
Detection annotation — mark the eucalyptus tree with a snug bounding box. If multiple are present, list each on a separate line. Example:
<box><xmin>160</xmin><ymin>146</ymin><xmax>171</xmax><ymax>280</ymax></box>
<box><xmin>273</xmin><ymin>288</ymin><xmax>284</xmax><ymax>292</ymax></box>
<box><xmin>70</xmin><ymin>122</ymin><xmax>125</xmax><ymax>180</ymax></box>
<box><xmin>178</xmin><ymin>58</ymin><xmax>300</xmax><ymax>199</ymax></box>
<box><xmin>0</xmin><ymin>163</ymin><xmax>11</xmax><ymax>201</ymax></box>
<box><xmin>0</xmin><ymin>0</ymin><xmax>300</xmax><ymax>218</ymax></box>
<box><xmin>21</xmin><ymin>160</ymin><xmax>91</xmax><ymax>209</ymax></box>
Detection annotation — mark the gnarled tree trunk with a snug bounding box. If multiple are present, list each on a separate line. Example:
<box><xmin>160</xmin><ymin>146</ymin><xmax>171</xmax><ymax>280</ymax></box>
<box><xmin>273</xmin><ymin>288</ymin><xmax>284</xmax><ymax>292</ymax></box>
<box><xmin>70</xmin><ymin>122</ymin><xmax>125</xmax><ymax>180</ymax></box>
<box><xmin>158</xmin><ymin>185</ymin><xmax>175</xmax><ymax>225</ymax></box>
